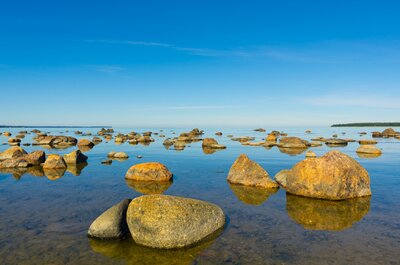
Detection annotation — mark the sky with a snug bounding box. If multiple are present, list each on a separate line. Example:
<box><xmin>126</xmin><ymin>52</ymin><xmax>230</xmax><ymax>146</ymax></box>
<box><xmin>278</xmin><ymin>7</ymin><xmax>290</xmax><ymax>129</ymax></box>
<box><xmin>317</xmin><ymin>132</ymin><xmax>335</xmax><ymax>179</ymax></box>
<box><xmin>1</xmin><ymin>0</ymin><xmax>400</xmax><ymax>127</ymax></box>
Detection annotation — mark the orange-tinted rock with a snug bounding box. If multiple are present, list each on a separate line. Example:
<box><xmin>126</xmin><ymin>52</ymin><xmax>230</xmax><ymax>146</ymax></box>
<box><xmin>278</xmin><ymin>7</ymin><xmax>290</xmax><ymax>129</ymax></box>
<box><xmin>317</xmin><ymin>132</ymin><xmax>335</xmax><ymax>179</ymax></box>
<box><xmin>275</xmin><ymin>150</ymin><xmax>371</xmax><ymax>200</ymax></box>
<box><xmin>0</xmin><ymin>146</ymin><xmax>27</xmax><ymax>160</ymax></box>
<box><xmin>227</xmin><ymin>154</ymin><xmax>278</xmax><ymax>188</ymax></box>
<box><xmin>278</xmin><ymin>137</ymin><xmax>310</xmax><ymax>149</ymax></box>
<box><xmin>382</xmin><ymin>128</ymin><xmax>397</xmax><ymax>137</ymax></box>
<box><xmin>78</xmin><ymin>138</ymin><xmax>94</xmax><ymax>147</ymax></box>
<box><xmin>125</xmin><ymin>162</ymin><xmax>172</xmax><ymax>181</ymax></box>
<box><xmin>356</xmin><ymin>145</ymin><xmax>382</xmax><ymax>155</ymax></box>
<box><xmin>43</xmin><ymin>154</ymin><xmax>67</xmax><ymax>169</ymax></box>
<box><xmin>358</xmin><ymin>139</ymin><xmax>377</xmax><ymax>145</ymax></box>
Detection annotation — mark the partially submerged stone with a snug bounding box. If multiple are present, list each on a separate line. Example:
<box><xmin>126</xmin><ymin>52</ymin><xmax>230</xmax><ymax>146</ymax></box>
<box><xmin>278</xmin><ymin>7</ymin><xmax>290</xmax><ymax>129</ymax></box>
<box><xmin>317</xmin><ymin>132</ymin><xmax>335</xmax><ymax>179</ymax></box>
<box><xmin>227</xmin><ymin>154</ymin><xmax>278</xmax><ymax>188</ymax></box>
<box><xmin>88</xmin><ymin>199</ymin><xmax>132</xmax><ymax>240</ymax></box>
<box><xmin>356</xmin><ymin>145</ymin><xmax>382</xmax><ymax>155</ymax></box>
<box><xmin>43</xmin><ymin>154</ymin><xmax>67</xmax><ymax>169</ymax></box>
<box><xmin>358</xmin><ymin>139</ymin><xmax>378</xmax><ymax>145</ymax></box>
<box><xmin>126</xmin><ymin>195</ymin><xmax>225</xmax><ymax>249</ymax></box>
<box><xmin>277</xmin><ymin>137</ymin><xmax>310</xmax><ymax>149</ymax></box>
<box><xmin>125</xmin><ymin>162</ymin><xmax>172</xmax><ymax>181</ymax></box>
<box><xmin>202</xmin><ymin>138</ymin><xmax>226</xmax><ymax>149</ymax></box>
<box><xmin>78</xmin><ymin>138</ymin><xmax>94</xmax><ymax>147</ymax></box>
<box><xmin>63</xmin><ymin>150</ymin><xmax>88</xmax><ymax>164</ymax></box>
<box><xmin>275</xmin><ymin>150</ymin><xmax>371</xmax><ymax>200</ymax></box>
<box><xmin>305</xmin><ymin>150</ymin><xmax>316</xmax><ymax>158</ymax></box>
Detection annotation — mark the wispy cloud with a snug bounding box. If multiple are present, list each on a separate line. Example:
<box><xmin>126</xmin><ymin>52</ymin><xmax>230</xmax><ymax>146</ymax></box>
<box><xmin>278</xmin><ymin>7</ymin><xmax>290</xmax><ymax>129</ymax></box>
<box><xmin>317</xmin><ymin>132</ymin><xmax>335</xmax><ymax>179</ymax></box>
<box><xmin>87</xmin><ymin>64</ymin><xmax>125</xmax><ymax>73</ymax></box>
<box><xmin>303</xmin><ymin>94</ymin><xmax>400</xmax><ymax>109</ymax></box>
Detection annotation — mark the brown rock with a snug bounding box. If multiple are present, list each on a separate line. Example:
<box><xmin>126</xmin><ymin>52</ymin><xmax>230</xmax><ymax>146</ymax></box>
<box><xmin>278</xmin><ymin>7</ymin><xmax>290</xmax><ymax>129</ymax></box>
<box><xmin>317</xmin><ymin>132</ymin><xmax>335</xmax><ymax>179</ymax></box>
<box><xmin>43</xmin><ymin>154</ymin><xmax>67</xmax><ymax>169</ymax></box>
<box><xmin>63</xmin><ymin>150</ymin><xmax>88</xmax><ymax>164</ymax></box>
<box><xmin>278</xmin><ymin>137</ymin><xmax>310</xmax><ymax>149</ymax></box>
<box><xmin>356</xmin><ymin>145</ymin><xmax>382</xmax><ymax>155</ymax></box>
<box><xmin>227</xmin><ymin>154</ymin><xmax>278</xmax><ymax>188</ymax></box>
<box><xmin>0</xmin><ymin>146</ymin><xmax>27</xmax><ymax>160</ymax></box>
<box><xmin>125</xmin><ymin>162</ymin><xmax>172</xmax><ymax>181</ymax></box>
<box><xmin>358</xmin><ymin>139</ymin><xmax>378</xmax><ymax>145</ymax></box>
<box><xmin>275</xmin><ymin>150</ymin><xmax>371</xmax><ymax>200</ymax></box>
<box><xmin>78</xmin><ymin>138</ymin><xmax>94</xmax><ymax>147</ymax></box>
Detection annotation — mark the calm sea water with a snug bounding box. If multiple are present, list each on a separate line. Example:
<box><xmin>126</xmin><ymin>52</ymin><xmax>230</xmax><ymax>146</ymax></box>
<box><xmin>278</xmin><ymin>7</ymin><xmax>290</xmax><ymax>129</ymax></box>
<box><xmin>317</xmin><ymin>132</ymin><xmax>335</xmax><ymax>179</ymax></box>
<box><xmin>0</xmin><ymin>127</ymin><xmax>399</xmax><ymax>265</ymax></box>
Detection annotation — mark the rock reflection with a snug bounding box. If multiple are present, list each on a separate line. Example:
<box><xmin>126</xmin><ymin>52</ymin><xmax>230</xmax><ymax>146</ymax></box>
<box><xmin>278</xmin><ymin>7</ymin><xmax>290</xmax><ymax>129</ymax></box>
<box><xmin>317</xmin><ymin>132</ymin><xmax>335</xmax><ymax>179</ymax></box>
<box><xmin>286</xmin><ymin>194</ymin><xmax>370</xmax><ymax>231</ymax></box>
<box><xmin>278</xmin><ymin>147</ymin><xmax>308</xmax><ymax>156</ymax></box>
<box><xmin>357</xmin><ymin>152</ymin><xmax>382</xmax><ymax>159</ymax></box>
<box><xmin>44</xmin><ymin>168</ymin><xmax>66</xmax><ymax>180</ymax></box>
<box><xmin>126</xmin><ymin>179</ymin><xmax>172</xmax><ymax>194</ymax></box>
<box><xmin>67</xmin><ymin>162</ymin><xmax>88</xmax><ymax>176</ymax></box>
<box><xmin>78</xmin><ymin>145</ymin><xmax>93</xmax><ymax>152</ymax></box>
<box><xmin>229</xmin><ymin>184</ymin><xmax>278</xmax><ymax>205</ymax></box>
<box><xmin>89</xmin><ymin>231</ymin><xmax>221</xmax><ymax>265</ymax></box>
<box><xmin>0</xmin><ymin>166</ymin><xmax>44</xmax><ymax>180</ymax></box>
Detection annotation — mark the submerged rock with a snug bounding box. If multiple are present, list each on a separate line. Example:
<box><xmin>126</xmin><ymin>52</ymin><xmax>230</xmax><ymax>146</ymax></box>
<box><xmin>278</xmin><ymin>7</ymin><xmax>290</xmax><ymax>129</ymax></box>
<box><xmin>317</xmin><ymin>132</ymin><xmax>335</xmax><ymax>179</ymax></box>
<box><xmin>275</xmin><ymin>150</ymin><xmax>371</xmax><ymax>200</ymax></box>
<box><xmin>88</xmin><ymin>199</ymin><xmax>132</xmax><ymax>240</ymax></box>
<box><xmin>125</xmin><ymin>162</ymin><xmax>172</xmax><ymax>181</ymax></box>
<box><xmin>286</xmin><ymin>194</ymin><xmax>370</xmax><ymax>231</ymax></box>
<box><xmin>227</xmin><ymin>154</ymin><xmax>278</xmax><ymax>188</ymax></box>
<box><xmin>202</xmin><ymin>138</ymin><xmax>226</xmax><ymax>149</ymax></box>
<box><xmin>126</xmin><ymin>195</ymin><xmax>225</xmax><ymax>249</ymax></box>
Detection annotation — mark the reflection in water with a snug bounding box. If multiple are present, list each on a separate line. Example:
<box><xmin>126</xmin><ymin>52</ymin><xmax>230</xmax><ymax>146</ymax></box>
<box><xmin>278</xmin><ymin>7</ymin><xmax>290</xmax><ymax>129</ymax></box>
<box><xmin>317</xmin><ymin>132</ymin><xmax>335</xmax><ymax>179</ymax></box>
<box><xmin>286</xmin><ymin>194</ymin><xmax>370</xmax><ymax>231</ymax></box>
<box><xmin>126</xmin><ymin>179</ymin><xmax>172</xmax><ymax>194</ymax></box>
<box><xmin>89</xmin><ymin>230</ymin><xmax>221</xmax><ymax>265</ymax></box>
<box><xmin>229</xmin><ymin>184</ymin><xmax>278</xmax><ymax>205</ymax></box>
<box><xmin>0</xmin><ymin>166</ymin><xmax>44</xmax><ymax>180</ymax></box>
<box><xmin>44</xmin><ymin>168</ymin><xmax>67</xmax><ymax>180</ymax></box>
<box><xmin>357</xmin><ymin>152</ymin><xmax>382</xmax><ymax>159</ymax></box>
<box><xmin>67</xmin><ymin>162</ymin><xmax>88</xmax><ymax>176</ymax></box>
<box><xmin>278</xmin><ymin>147</ymin><xmax>308</xmax><ymax>156</ymax></box>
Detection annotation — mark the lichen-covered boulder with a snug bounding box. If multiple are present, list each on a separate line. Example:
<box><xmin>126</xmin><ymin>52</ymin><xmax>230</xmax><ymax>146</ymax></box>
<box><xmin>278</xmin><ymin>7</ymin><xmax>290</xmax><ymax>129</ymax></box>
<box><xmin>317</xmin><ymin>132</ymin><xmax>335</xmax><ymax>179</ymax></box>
<box><xmin>275</xmin><ymin>150</ymin><xmax>371</xmax><ymax>200</ymax></box>
<box><xmin>126</xmin><ymin>195</ymin><xmax>225</xmax><ymax>249</ymax></box>
<box><xmin>227</xmin><ymin>154</ymin><xmax>278</xmax><ymax>188</ymax></box>
<box><xmin>125</xmin><ymin>162</ymin><xmax>172</xmax><ymax>181</ymax></box>
<box><xmin>88</xmin><ymin>199</ymin><xmax>131</xmax><ymax>240</ymax></box>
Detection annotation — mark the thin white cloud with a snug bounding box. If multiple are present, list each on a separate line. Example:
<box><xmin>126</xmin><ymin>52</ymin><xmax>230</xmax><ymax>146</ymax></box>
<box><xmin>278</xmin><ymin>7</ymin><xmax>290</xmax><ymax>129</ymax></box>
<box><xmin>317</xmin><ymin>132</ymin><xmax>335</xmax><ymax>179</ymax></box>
<box><xmin>88</xmin><ymin>64</ymin><xmax>125</xmax><ymax>73</ymax></box>
<box><xmin>303</xmin><ymin>94</ymin><xmax>400</xmax><ymax>109</ymax></box>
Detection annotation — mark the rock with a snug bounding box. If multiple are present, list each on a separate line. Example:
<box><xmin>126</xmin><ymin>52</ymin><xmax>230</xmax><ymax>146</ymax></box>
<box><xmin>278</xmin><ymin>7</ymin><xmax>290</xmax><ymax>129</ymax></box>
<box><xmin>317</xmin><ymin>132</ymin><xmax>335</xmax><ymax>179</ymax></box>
<box><xmin>310</xmin><ymin>141</ymin><xmax>322</xmax><ymax>147</ymax></box>
<box><xmin>372</xmin><ymin>131</ymin><xmax>382</xmax><ymax>138</ymax></box>
<box><xmin>92</xmin><ymin>136</ymin><xmax>103</xmax><ymax>143</ymax></box>
<box><xmin>88</xmin><ymin>199</ymin><xmax>132</xmax><ymax>240</ymax></box>
<box><xmin>0</xmin><ymin>146</ymin><xmax>27</xmax><ymax>160</ymax></box>
<box><xmin>305</xmin><ymin>130</ymin><xmax>312</xmax><ymax>134</ymax></box>
<box><xmin>0</xmin><ymin>150</ymin><xmax>45</xmax><ymax>168</ymax></box>
<box><xmin>277</xmin><ymin>137</ymin><xmax>310</xmax><ymax>149</ymax></box>
<box><xmin>113</xmin><ymin>152</ymin><xmax>129</xmax><ymax>159</ymax></box>
<box><xmin>125</xmin><ymin>162</ymin><xmax>172</xmax><ymax>181</ymax></box>
<box><xmin>325</xmin><ymin>138</ymin><xmax>348</xmax><ymax>146</ymax></box>
<box><xmin>356</xmin><ymin>145</ymin><xmax>382</xmax><ymax>155</ymax></box>
<box><xmin>358</xmin><ymin>139</ymin><xmax>377</xmax><ymax>145</ymax></box>
<box><xmin>63</xmin><ymin>150</ymin><xmax>88</xmax><ymax>164</ymax></box>
<box><xmin>43</xmin><ymin>154</ymin><xmax>67</xmax><ymax>169</ymax></box>
<box><xmin>227</xmin><ymin>154</ymin><xmax>279</xmax><ymax>188</ymax></box>
<box><xmin>266</xmin><ymin>133</ymin><xmax>277</xmax><ymax>143</ymax></box>
<box><xmin>202</xmin><ymin>138</ymin><xmax>226</xmax><ymax>149</ymax></box>
<box><xmin>305</xmin><ymin>150</ymin><xmax>316</xmax><ymax>158</ymax></box>
<box><xmin>101</xmin><ymin>159</ymin><xmax>112</xmax><ymax>165</ymax></box>
<box><xmin>254</xmin><ymin>128</ymin><xmax>266</xmax><ymax>132</ymax></box>
<box><xmin>137</xmin><ymin>155</ymin><xmax>142</xmax><ymax>159</ymax></box>
<box><xmin>25</xmin><ymin>151</ymin><xmax>46</xmax><ymax>166</ymax></box>
<box><xmin>174</xmin><ymin>141</ymin><xmax>186</xmax><ymax>150</ymax></box>
<box><xmin>215</xmin><ymin>132</ymin><xmax>223</xmax><ymax>136</ymax></box>
<box><xmin>231</xmin><ymin>136</ymin><xmax>255</xmax><ymax>142</ymax></box>
<box><xmin>3</xmin><ymin>132</ymin><xmax>11</xmax><ymax>137</ymax></box>
<box><xmin>78</xmin><ymin>139</ymin><xmax>94</xmax><ymax>147</ymax></box>
<box><xmin>107</xmin><ymin>152</ymin><xmax>117</xmax><ymax>158</ymax></box>
<box><xmin>126</xmin><ymin>195</ymin><xmax>225</xmax><ymax>249</ymax></box>
<box><xmin>8</xmin><ymin>138</ymin><xmax>21</xmax><ymax>143</ymax></box>
<box><xmin>382</xmin><ymin>128</ymin><xmax>397</xmax><ymax>137</ymax></box>
<box><xmin>275</xmin><ymin>150</ymin><xmax>371</xmax><ymax>200</ymax></box>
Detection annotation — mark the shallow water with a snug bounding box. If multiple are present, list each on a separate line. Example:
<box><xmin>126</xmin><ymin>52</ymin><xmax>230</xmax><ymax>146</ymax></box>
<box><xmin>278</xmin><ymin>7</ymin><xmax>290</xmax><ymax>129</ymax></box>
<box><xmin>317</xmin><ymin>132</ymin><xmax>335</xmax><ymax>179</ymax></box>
<box><xmin>0</xmin><ymin>127</ymin><xmax>399</xmax><ymax>264</ymax></box>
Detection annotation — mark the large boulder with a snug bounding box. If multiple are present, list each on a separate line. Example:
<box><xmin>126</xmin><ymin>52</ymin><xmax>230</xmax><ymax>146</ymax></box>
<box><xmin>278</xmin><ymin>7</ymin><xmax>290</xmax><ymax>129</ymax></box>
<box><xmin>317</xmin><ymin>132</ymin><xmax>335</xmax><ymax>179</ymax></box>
<box><xmin>0</xmin><ymin>146</ymin><xmax>27</xmax><ymax>160</ymax></box>
<box><xmin>126</xmin><ymin>195</ymin><xmax>225</xmax><ymax>249</ymax></box>
<box><xmin>382</xmin><ymin>128</ymin><xmax>397</xmax><ymax>137</ymax></box>
<box><xmin>125</xmin><ymin>162</ymin><xmax>172</xmax><ymax>181</ymax></box>
<box><xmin>63</xmin><ymin>150</ymin><xmax>88</xmax><ymax>164</ymax></box>
<box><xmin>275</xmin><ymin>150</ymin><xmax>371</xmax><ymax>200</ymax></box>
<box><xmin>88</xmin><ymin>199</ymin><xmax>131</xmax><ymax>240</ymax></box>
<box><xmin>43</xmin><ymin>154</ymin><xmax>67</xmax><ymax>169</ymax></box>
<box><xmin>0</xmin><ymin>150</ymin><xmax>45</xmax><ymax>168</ymax></box>
<box><xmin>227</xmin><ymin>154</ymin><xmax>278</xmax><ymax>188</ymax></box>
<box><xmin>277</xmin><ymin>137</ymin><xmax>310</xmax><ymax>148</ymax></box>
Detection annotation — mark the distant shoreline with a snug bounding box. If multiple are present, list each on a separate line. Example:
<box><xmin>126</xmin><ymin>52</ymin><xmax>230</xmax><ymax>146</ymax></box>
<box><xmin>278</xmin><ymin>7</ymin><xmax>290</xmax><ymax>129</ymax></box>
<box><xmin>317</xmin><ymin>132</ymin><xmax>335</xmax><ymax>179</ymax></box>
<box><xmin>332</xmin><ymin>122</ymin><xmax>400</xmax><ymax>127</ymax></box>
<box><xmin>0</xmin><ymin>125</ymin><xmax>111</xmax><ymax>128</ymax></box>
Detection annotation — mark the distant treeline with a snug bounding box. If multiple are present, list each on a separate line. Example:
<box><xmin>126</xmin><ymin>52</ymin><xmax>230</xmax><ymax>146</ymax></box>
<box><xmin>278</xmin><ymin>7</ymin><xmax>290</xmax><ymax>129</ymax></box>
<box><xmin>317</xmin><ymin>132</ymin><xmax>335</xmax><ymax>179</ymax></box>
<box><xmin>0</xmin><ymin>125</ymin><xmax>111</xmax><ymax>128</ymax></box>
<box><xmin>332</xmin><ymin>122</ymin><xmax>400</xmax><ymax>127</ymax></box>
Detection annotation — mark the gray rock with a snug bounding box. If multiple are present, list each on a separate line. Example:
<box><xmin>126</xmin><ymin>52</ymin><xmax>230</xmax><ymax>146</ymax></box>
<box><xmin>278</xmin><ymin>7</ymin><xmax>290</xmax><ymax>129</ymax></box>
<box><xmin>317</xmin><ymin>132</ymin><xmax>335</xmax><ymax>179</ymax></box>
<box><xmin>88</xmin><ymin>199</ymin><xmax>132</xmax><ymax>240</ymax></box>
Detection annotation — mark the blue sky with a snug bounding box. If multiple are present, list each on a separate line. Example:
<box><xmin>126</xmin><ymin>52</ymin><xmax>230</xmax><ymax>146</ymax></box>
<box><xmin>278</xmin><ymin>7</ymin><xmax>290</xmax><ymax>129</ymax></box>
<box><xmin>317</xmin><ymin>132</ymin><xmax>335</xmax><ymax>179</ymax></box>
<box><xmin>1</xmin><ymin>0</ymin><xmax>399</xmax><ymax>126</ymax></box>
